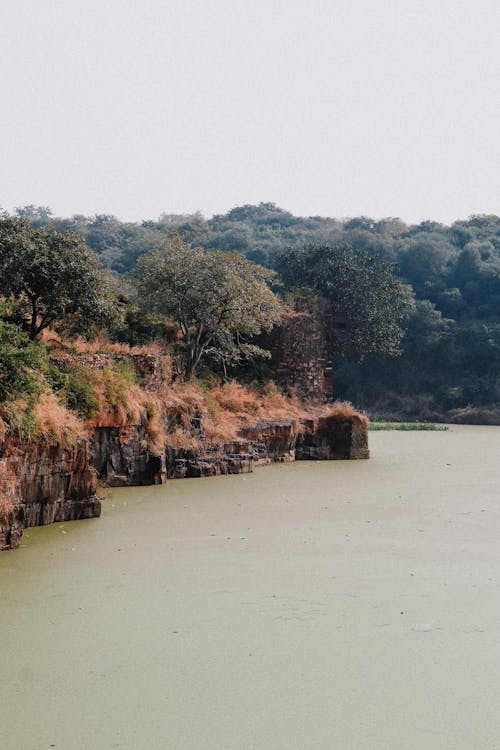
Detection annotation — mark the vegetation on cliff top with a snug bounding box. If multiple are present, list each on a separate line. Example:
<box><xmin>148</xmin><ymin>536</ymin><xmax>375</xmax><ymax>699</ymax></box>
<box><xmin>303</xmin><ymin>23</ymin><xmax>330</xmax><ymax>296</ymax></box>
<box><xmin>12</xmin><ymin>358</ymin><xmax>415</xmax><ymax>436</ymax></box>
<box><xmin>3</xmin><ymin>200</ymin><xmax>497</xmax><ymax>428</ymax></box>
<box><xmin>10</xmin><ymin>202</ymin><xmax>498</xmax><ymax>421</ymax></box>
<box><xmin>0</xmin><ymin>207</ymin><xmax>395</xmax><ymax>446</ymax></box>
<box><xmin>134</xmin><ymin>234</ymin><xmax>284</xmax><ymax>377</ymax></box>
<box><xmin>277</xmin><ymin>244</ymin><xmax>414</xmax><ymax>360</ymax></box>
<box><xmin>0</xmin><ymin>216</ymin><xmax>117</xmax><ymax>340</ymax></box>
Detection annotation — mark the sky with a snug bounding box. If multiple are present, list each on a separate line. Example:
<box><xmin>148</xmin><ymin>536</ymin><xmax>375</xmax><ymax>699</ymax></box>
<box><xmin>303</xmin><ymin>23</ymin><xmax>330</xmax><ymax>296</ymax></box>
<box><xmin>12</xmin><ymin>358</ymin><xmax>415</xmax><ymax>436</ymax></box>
<box><xmin>1</xmin><ymin>0</ymin><xmax>500</xmax><ymax>225</ymax></box>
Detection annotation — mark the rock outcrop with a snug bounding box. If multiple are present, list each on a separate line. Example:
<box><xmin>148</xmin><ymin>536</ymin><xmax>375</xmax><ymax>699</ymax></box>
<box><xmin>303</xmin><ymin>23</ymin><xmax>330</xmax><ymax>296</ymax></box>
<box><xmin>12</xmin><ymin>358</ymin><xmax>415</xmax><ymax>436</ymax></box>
<box><xmin>0</xmin><ymin>410</ymin><xmax>368</xmax><ymax>550</ymax></box>
<box><xmin>92</xmin><ymin>412</ymin><xmax>369</xmax><ymax>486</ymax></box>
<box><xmin>297</xmin><ymin>415</ymin><xmax>370</xmax><ymax>460</ymax></box>
<box><xmin>1</xmin><ymin>336</ymin><xmax>370</xmax><ymax>551</ymax></box>
<box><xmin>0</xmin><ymin>438</ymin><xmax>100</xmax><ymax>551</ymax></box>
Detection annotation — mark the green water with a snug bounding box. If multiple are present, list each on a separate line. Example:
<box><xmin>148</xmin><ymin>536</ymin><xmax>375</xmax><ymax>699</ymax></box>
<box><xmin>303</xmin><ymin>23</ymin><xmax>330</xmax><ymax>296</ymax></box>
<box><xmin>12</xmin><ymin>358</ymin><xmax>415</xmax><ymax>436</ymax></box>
<box><xmin>1</xmin><ymin>426</ymin><xmax>499</xmax><ymax>749</ymax></box>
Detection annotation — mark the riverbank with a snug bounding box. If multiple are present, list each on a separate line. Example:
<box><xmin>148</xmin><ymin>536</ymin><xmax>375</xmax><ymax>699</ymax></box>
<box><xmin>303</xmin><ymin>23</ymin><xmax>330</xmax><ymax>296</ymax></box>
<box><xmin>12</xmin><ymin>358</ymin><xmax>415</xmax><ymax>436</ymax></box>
<box><xmin>0</xmin><ymin>353</ymin><xmax>369</xmax><ymax>549</ymax></box>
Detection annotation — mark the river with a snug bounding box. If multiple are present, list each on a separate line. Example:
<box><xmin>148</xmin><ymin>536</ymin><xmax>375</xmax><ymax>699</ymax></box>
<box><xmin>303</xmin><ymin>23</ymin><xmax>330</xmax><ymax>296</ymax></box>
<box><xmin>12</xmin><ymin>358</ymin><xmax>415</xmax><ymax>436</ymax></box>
<box><xmin>1</xmin><ymin>426</ymin><xmax>499</xmax><ymax>749</ymax></box>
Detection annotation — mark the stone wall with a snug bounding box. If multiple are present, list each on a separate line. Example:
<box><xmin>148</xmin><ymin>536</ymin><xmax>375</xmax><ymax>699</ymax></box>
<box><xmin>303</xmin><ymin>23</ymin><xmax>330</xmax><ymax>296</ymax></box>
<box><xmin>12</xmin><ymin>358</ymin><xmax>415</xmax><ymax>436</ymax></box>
<box><xmin>259</xmin><ymin>309</ymin><xmax>333</xmax><ymax>402</ymax></box>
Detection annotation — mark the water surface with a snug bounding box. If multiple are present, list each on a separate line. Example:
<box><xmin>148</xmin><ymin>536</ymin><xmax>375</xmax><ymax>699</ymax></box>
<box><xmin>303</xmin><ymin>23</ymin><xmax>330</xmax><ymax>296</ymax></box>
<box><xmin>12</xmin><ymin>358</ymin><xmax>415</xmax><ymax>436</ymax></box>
<box><xmin>1</xmin><ymin>426</ymin><xmax>499</xmax><ymax>749</ymax></box>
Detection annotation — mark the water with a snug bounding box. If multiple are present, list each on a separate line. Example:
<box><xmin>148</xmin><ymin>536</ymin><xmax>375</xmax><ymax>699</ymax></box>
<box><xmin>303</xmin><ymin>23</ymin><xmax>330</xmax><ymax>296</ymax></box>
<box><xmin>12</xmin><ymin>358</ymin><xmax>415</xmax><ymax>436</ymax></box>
<box><xmin>1</xmin><ymin>426</ymin><xmax>499</xmax><ymax>749</ymax></box>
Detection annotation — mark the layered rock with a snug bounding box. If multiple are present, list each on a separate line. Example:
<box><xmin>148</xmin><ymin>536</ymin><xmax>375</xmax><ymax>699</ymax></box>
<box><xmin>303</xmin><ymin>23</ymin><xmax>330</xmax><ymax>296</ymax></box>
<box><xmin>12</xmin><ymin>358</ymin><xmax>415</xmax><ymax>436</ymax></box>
<box><xmin>0</xmin><ymin>408</ymin><xmax>369</xmax><ymax>550</ymax></box>
<box><xmin>0</xmin><ymin>438</ymin><xmax>100</xmax><ymax>551</ymax></box>
<box><xmin>93</xmin><ymin>413</ymin><xmax>369</xmax><ymax>487</ymax></box>
<box><xmin>297</xmin><ymin>414</ymin><xmax>370</xmax><ymax>460</ymax></box>
<box><xmin>92</xmin><ymin>424</ymin><xmax>166</xmax><ymax>486</ymax></box>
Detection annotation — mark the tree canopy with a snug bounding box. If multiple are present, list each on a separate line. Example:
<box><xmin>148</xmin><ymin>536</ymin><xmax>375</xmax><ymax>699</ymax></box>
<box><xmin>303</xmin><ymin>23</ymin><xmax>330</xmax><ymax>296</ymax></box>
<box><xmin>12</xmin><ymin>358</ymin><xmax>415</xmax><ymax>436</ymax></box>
<box><xmin>0</xmin><ymin>217</ymin><xmax>117</xmax><ymax>339</ymax></box>
<box><xmin>134</xmin><ymin>235</ymin><xmax>283</xmax><ymax>377</ymax></box>
<box><xmin>7</xmin><ymin>203</ymin><xmax>500</xmax><ymax>416</ymax></box>
<box><xmin>277</xmin><ymin>244</ymin><xmax>415</xmax><ymax>360</ymax></box>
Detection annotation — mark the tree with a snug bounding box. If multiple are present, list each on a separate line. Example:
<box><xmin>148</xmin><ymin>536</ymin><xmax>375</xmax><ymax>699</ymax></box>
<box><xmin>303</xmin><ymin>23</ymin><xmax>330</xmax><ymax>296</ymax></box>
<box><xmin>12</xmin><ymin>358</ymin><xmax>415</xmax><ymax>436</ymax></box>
<box><xmin>277</xmin><ymin>244</ymin><xmax>414</xmax><ymax>360</ymax></box>
<box><xmin>134</xmin><ymin>235</ymin><xmax>284</xmax><ymax>377</ymax></box>
<box><xmin>0</xmin><ymin>318</ymin><xmax>42</xmax><ymax>402</ymax></box>
<box><xmin>0</xmin><ymin>216</ymin><xmax>117</xmax><ymax>339</ymax></box>
<box><xmin>14</xmin><ymin>205</ymin><xmax>53</xmax><ymax>226</ymax></box>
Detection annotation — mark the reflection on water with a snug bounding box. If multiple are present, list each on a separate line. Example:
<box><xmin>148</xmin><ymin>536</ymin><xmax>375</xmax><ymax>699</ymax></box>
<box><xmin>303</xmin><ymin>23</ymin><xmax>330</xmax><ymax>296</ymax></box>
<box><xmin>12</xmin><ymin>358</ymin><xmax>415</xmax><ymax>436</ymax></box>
<box><xmin>1</xmin><ymin>426</ymin><xmax>500</xmax><ymax>749</ymax></box>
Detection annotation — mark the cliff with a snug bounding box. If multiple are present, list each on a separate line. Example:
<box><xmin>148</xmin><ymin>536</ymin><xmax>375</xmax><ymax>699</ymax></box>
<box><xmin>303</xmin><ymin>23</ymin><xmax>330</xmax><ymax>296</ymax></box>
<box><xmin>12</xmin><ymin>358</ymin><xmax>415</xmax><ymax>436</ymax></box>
<box><xmin>92</xmin><ymin>412</ymin><xmax>368</xmax><ymax>487</ymax></box>
<box><xmin>0</xmin><ymin>345</ymin><xmax>369</xmax><ymax>550</ymax></box>
<box><xmin>0</xmin><ymin>437</ymin><xmax>100</xmax><ymax>551</ymax></box>
<box><xmin>0</xmin><ymin>406</ymin><xmax>368</xmax><ymax>550</ymax></box>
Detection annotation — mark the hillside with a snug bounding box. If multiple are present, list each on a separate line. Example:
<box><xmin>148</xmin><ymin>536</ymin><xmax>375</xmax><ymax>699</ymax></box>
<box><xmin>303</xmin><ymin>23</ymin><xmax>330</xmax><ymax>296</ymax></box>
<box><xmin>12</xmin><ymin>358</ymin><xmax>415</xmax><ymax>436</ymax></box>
<box><xmin>12</xmin><ymin>203</ymin><xmax>500</xmax><ymax>421</ymax></box>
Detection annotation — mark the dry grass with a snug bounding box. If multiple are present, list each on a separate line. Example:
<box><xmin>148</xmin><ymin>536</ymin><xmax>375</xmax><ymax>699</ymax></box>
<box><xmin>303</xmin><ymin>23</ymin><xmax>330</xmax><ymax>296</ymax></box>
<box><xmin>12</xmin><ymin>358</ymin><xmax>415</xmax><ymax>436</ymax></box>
<box><xmin>88</xmin><ymin>373</ymin><xmax>146</xmax><ymax>428</ymax></box>
<box><xmin>4</xmin><ymin>328</ymin><xmax>366</xmax><ymax>457</ymax></box>
<box><xmin>207</xmin><ymin>381</ymin><xmax>261</xmax><ymax>417</ymax></box>
<box><xmin>143</xmin><ymin>407</ymin><xmax>167</xmax><ymax>452</ymax></box>
<box><xmin>89</xmin><ymin>373</ymin><xmax>204</xmax><ymax>445</ymax></box>
<box><xmin>208</xmin><ymin>380</ymin><xmax>306</xmax><ymax>422</ymax></box>
<box><xmin>45</xmin><ymin>330</ymin><xmax>164</xmax><ymax>357</ymax></box>
<box><xmin>202</xmin><ymin>410</ymin><xmax>240</xmax><ymax>442</ymax></box>
<box><xmin>33</xmin><ymin>393</ymin><xmax>86</xmax><ymax>447</ymax></box>
<box><xmin>163</xmin><ymin>426</ymin><xmax>202</xmax><ymax>450</ymax></box>
<box><xmin>142</xmin><ymin>380</ymin><xmax>311</xmax><ymax>448</ymax></box>
<box><xmin>200</xmin><ymin>380</ymin><xmax>308</xmax><ymax>442</ymax></box>
<box><xmin>325</xmin><ymin>400</ymin><xmax>368</xmax><ymax>425</ymax></box>
<box><xmin>161</xmin><ymin>381</ymin><xmax>202</xmax><ymax>422</ymax></box>
<box><xmin>154</xmin><ymin>381</ymin><xmax>206</xmax><ymax>449</ymax></box>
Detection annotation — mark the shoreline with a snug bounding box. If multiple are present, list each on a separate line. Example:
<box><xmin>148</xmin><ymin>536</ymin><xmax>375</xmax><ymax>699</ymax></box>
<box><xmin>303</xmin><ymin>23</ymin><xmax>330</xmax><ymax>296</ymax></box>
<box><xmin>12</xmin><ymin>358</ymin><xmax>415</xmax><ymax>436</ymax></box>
<box><xmin>0</xmin><ymin>411</ymin><xmax>369</xmax><ymax>551</ymax></box>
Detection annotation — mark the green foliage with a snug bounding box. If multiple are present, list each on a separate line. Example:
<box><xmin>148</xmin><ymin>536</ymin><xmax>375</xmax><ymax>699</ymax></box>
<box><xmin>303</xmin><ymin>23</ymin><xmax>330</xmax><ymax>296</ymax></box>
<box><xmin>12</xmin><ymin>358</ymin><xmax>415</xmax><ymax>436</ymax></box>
<box><xmin>0</xmin><ymin>318</ymin><xmax>42</xmax><ymax>402</ymax></box>
<box><xmin>50</xmin><ymin>359</ymin><xmax>139</xmax><ymax>419</ymax></box>
<box><xmin>112</xmin><ymin>359</ymin><xmax>137</xmax><ymax>385</ymax></box>
<box><xmin>7</xmin><ymin>203</ymin><xmax>500</xmax><ymax>416</ymax></box>
<box><xmin>134</xmin><ymin>235</ymin><xmax>284</xmax><ymax>377</ymax></box>
<box><xmin>0</xmin><ymin>216</ymin><xmax>119</xmax><ymax>339</ymax></box>
<box><xmin>368</xmin><ymin>422</ymin><xmax>448</xmax><ymax>431</ymax></box>
<box><xmin>49</xmin><ymin>364</ymin><xmax>98</xmax><ymax>418</ymax></box>
<box><xmin>277</xmin><ymin>244</ymin><xmax>415</xmax><ymax>360</ymax></box>
<box><xmin>109</xmin><ymin>308</ymin><xmax>177</xmax><ymax>346</ymax></box>
<box><xmin>1</xmin><ymin>399</ymin><xmax>38</xmax><ymax>440</ymax></box>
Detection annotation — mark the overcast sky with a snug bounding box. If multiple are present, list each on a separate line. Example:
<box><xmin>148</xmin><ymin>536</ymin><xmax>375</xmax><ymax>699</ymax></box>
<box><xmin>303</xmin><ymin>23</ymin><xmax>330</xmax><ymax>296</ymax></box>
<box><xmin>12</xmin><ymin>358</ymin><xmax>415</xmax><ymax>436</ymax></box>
<box><xmin>2</xmin><ymin>0</ymin><xmax>499</xmax><ymax>224</ymax></box>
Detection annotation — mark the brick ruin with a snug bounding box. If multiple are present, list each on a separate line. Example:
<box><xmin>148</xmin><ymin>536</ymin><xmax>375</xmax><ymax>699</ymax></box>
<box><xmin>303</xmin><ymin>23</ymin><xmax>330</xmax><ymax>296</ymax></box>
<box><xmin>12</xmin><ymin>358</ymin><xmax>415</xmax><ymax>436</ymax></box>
<box><xmin>260</xmin><ymin>307</ymin><xmax>333</xmax><ymax>403</ymax></box>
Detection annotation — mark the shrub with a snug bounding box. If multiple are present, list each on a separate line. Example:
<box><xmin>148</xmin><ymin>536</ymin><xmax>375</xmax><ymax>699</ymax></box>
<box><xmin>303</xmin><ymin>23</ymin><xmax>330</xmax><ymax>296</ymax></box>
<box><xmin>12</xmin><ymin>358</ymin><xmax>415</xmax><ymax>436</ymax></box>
<box><xmin>0</xmin><ymin>320</ymin><xmax>42</xmax><ymax>402</ymax></box>
<box><xmin>32</xmin><ymin>393</ymin><xmax>86</xmax><ymax>446</ymax></box>
<box><xmin>368</xmin><ymin>421</ymin><xmax>448</xmax><ymax>431</ymax></box>
<box><xmin>49</xmin><ymin>364</ymin><xmax>98</xmax><ymax>418</ymax></box>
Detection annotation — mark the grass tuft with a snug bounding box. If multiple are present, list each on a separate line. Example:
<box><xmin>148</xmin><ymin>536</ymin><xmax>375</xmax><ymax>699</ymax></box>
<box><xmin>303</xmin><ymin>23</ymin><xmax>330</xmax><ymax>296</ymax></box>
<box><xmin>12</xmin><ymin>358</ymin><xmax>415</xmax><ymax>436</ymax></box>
<box><xmin>326</xmin><ymin>400</ymin><xmax>368</xmax><ymax>425</ymax></box>
<box><xmin>33</xmin><ymin>393</ymin><xmax>87</xmax><ymax>446</ymax></box>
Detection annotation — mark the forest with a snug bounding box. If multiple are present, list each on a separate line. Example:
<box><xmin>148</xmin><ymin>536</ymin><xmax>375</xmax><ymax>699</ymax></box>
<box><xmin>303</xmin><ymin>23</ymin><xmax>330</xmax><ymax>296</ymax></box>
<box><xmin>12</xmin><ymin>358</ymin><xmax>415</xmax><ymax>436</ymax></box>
<box><xmin>4</xmin><ymin>202</ymin><xmax>500</xmax><ymax>423</ymax></box>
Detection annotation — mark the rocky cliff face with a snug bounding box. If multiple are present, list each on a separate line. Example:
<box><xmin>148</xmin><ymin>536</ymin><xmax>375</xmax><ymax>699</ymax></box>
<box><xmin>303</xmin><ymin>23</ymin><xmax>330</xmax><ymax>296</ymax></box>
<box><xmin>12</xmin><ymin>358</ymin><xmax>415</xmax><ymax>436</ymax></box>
<box><xmin>1</xmin><ymin>334</ymin><xmax>370</xmax><ymax>551</ymax></box>
<box><xmin>297</xmin><ymin>415</ymin><xmax>370</xmax><ymax>460</ymax></box>
<box><xmin>0</xmin><ymin>438</ymin><xmax>100</xmax><ymax>551</ymax></box>
<box><xmin>0</xmin><ymin>410</ymin><xmax>368</xmax><ymax>551</ymax></box>
<box><xmin>92</xmin><ymin>412</ymin><xmax>369</xmax><ymax>486</ymax></box>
